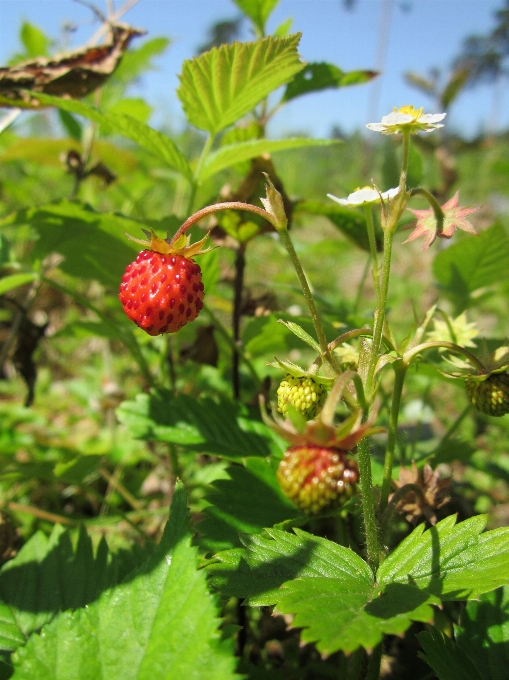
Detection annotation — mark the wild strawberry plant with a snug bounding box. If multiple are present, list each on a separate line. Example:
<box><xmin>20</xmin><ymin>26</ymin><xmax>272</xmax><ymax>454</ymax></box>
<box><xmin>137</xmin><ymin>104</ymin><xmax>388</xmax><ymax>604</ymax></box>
<box><xmin>0</xmin><ymin>1</ymin><xmax>509</xmax><ymax>679</ymax></box>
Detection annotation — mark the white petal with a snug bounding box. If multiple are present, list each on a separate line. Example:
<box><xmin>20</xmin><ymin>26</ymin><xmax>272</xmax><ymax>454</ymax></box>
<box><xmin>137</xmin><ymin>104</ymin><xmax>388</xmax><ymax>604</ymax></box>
<box><xmin>348</xmin><ymin>188</ymin><xmax>379</xmax><ymax>204</ymax></box>
<box><xmin>380</xmin><ymin>112</ymin><xmax>414</xmax><ymax>125</ymax></box>
<box><xmin>419</xmin><ymin>113</ymin><xmax>446</xmax><ymax>123</ymax></box>
<box><xmin>381</xmin><ymin>187</ymin><xmax>400</xmax><ymax>200</ymax></box>
<box><xmin>327</xmin><ymin>193</ymin><xmax>349</xmax><ymax>206</ymax></box>
<box><xmin>366</xmin><ymin>123</ymin><xmax>388</xmax><ymax>131</ymax></box>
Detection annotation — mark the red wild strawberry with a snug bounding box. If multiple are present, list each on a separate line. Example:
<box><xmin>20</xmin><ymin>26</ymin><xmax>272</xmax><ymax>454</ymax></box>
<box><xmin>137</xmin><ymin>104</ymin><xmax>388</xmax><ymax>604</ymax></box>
<box><xmin>119</xmin><ymin>228</ymin><xmax>210</xmax><ymax>336</ymax></box>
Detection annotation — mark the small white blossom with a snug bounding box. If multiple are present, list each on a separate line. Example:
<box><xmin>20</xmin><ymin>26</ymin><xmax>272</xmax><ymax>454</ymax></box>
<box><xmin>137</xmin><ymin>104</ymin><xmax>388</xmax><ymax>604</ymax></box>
<box><xmin>327</xmin><ymin>186</ymin><xmax>399</xmax><ymax>207</ymax></box>
<box><xmin>366</xmin><ymin>106</ymin><xmax>446</xmax><ymax>135</ymax></box>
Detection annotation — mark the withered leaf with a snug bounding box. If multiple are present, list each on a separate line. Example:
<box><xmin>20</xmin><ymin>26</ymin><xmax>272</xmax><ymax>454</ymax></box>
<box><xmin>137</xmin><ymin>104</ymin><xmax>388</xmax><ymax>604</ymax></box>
<box><xmin>0</xmin><ymin>24</ymin><xmax>145</xmax><ymax>108</ymax></box>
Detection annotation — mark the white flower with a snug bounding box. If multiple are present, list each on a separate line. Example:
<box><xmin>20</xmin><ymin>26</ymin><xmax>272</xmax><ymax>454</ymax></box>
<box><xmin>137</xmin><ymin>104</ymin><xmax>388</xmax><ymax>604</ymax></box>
<box><xmin>366</xmin><ymin>106</ymin><xmax>446</xmax><ymax>135</ymax></box>
<box><xmin>327</xmin><ymin>186</ymin><xmax>399</xmax><ymax>207</ymax></box>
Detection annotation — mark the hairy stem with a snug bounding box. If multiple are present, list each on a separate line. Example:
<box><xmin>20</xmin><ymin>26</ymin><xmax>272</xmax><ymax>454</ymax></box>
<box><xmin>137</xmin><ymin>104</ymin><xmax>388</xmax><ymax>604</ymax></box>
<box><xmin>363</xmin><ymin>205</ymin><xmax>381</xmax><ymax>304</ymax></box>
<box><xmin>232</xmin><ymin>243</ymin><xmax>247</xmax><ymax>400</ymax></box>
<box><xmin>357</xmin><ymin>437</ymin><xmax>380</xmax><ymax>573</ymax></box>
<box><xmin>380</xmin><ymin>364</ymin><xmax>407</xmax><ymax>511</ymax></box>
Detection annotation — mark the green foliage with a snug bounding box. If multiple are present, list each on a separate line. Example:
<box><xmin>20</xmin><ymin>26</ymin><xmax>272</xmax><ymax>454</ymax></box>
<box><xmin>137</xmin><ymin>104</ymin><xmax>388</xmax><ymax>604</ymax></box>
<box><xmin>433</xmin><ymin>221</ymin><xmax>509</xmax><ymax>309</ymax></box>
<box><xmin>10</xmin><ymin>483</ymin><xmax>239</xmax><ymax>680</ymax></box>
<box><xmin>117</xmin><ymin>389</ymin><xmax>283</xmax><ymax>461</ymax></box>
<box><xmin>283</xmin><ymin>62</ymin><xmax>377</xmax><ymax>102</ymax></box>
<box><xmin>177</xmin><ymin>34</ymin><xmax>304</xmax><ymax>135</ymax></box>
<box><xmin>231</xmin><ymin>0</ymin><xmax>280</xmax><ymax>34</ymax></box>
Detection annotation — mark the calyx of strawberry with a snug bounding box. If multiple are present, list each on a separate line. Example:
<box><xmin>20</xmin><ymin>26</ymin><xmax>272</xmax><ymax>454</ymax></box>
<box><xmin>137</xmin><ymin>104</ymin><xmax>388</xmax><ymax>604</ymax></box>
<box><xmin>126</xmin><ymin>228</ymin><xmax>212</xmax><ymax>258</ymax></box>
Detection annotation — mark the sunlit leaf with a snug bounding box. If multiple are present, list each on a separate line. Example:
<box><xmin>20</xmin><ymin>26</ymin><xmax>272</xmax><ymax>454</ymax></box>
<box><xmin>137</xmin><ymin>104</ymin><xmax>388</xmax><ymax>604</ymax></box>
<box><xmin>10</xmin><ymin>483</ymin><xmax>238</xmax><ymax>680</ymax></box>
<box><xmin>283</xmin><ymin>62</ymin><xmax>377</xmax><ymax>102</ymax></box>
<box><xmin>177</xmin><ymin>34</ymin><xmax>304</xmax><ymax>135</ymax></box>
<box><xmin>201</xmin><ymin>137</ymin><xmax>339</xmax><ymax>180</ymax></box>
<box><xmin>231</xmin><ymin>0</ymin><xmax>280</xmax><ymax>34</ymax></box>
<box><xmin>0</xmin><ymin>272</ymin><xmax>37</xmax><ymax>295</ymax></box>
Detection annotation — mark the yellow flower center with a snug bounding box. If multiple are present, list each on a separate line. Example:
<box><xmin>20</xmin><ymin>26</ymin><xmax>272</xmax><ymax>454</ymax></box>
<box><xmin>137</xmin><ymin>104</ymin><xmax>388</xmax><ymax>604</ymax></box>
<box><xmin>394</xmin><ymin>105</ymin><xmax>423</xmax><ymax>119</ymax></box>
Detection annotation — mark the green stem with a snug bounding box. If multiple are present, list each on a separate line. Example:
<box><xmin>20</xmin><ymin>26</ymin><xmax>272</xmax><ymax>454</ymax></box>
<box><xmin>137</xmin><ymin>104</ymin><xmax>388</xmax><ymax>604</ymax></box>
<box><xmin>365</xmin><ymin>228</ymin><xmax>394</xmax><ymax>399</ymax></box>
<box><xmin>277</xmin><ymin>228</ymin><xmax>340</xmax><ymax>373</ymax></box>
<box><xmin>410</xmin><ymin>186</ymin><xmax>445</xmax><ymax>232</ymax></box>
<box><xmin>380</xmin><ymin>364</ymin><xmax>407</xmax><ymax>512</ymax></box>
<box><xmin>357</xmin><ymin>437</ymin><xmax>380</xmax><ymax>574</ymax></box>
<box><xmin>363</xmin><ymin>205</ymin><xmax>381</xmax><ymax>304</ymax></box>
<box><xmin>186</xmin><ymin>132</ymin><xmax>215</xmax><ymax>214</ymax></box>
<box><xmin>353</xmin><ymin>255</ymin><xmax>371</xmax><ymax>315</ymax></box>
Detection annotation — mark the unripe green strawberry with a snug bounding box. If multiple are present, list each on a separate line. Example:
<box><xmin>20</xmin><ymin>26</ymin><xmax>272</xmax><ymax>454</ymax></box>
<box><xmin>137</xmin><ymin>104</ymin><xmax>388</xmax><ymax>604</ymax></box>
<box><xmin>277</xmin><ymin>445</ymin><xmax>358</xmax><ymax>514</ymax></box>
<box><xmin>277</xmin><ymin>375</ymin><xmax>326</xmax><ymax>420</ymax></box>
<box><xmin>465</xmin><ymin>373</ymin><xmax>509</xmax><ymax>417</ymax></box>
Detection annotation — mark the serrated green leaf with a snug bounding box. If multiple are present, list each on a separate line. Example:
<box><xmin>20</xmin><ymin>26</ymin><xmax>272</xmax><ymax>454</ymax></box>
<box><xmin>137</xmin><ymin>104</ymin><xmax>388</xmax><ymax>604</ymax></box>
<box><xmin>231</xmin><ymin>0</ymin><xmax>280</xmax><ymax>34</ymax></box>
<box><xmin>208</xmin><ymin>526</ymin><xmax>372</xmax><ymax>606</ymax></box>
<box><xmin>28</xmin><ymin>93</ymin><xmax>192</xmax><ymax>179</ymax></box>
<box><xmin>10</xmin><ymin>483</ymin><xmax>239</xmax><ymax>680</ymax></box>
<box><xmin>433</xmin><ymin>222</ymin><xmax>509</xmax><ymax>307</ymax></box>
<box><xmin>116</xmin><ymin>389</ymin><xmax>281</xmax><ymax>461</ymax></box>
<box><xmin>283</xmin><ymin>62</ymin><xmax>377</xmax><ymax>102</ymax></box>
<box><xmin>276</xmin><ymin>579</ymin><xmax>437</xmax><ymax>654</ymax></box>
<box><xmin>0</xmin><ymin>272</ymin><xmax>37</xmax><ymax>295</ymax></box>
<box><xmin>201</xmin><ymin>138</ymin><xmax>340</xmax><ymax>180</ymax></box>
<box><xmin>197</xmin><ymin>457</ymin><xmax>299</xmax><ymax>553</ymax></box>
<box><xmin>455</xmin><ymin>585</ymin><xmax>509</xmax><ymax>680</ymax></box>
<box><xmin>0</xmin><ymin>201</ymin><xmax>143</xmax><ymax>289</ymax></box>
<box><xmin>377</xmin><ymin>515</ymin><xmax>509</xmax><ymax>600</ymax></box>
<box><xmin>210</xmin><ymin>528</ymin><xmax>437</xmax><ymax>653</ymax></box>
<box><xmin>417</xmin><ymin>628</ymin><xmax>483</xmax><ymax>680</ymax></box>
<box><xmin>0</xmin><ymin>524</ymin><xmax>133</xmax><ymax>652</ymax></box>
<box><xmin>177</xmin><ymin>34</ymin><xmax>304</xmax><ymax>135</ymax></box>
<box><xmin>295</xmin><ymin>200</ymin><xmax>376</xmax><ymax>252</ymax></box>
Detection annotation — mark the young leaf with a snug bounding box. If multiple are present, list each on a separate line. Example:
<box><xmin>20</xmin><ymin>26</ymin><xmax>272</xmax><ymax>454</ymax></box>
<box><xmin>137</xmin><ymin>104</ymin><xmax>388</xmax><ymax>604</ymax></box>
<box><xmin>455</xmin><ymin>585</ymin><xmax>509</xmax><ymax>680</ymax></box>
<box><xmin>117</xmin><ymin>389</ymin><xmax>282</xmax><ymax>461</ymax></box>
<box><xmin>282</xmin><ymin>62</ymin><xmax>377</xmax><ymax>102</ymax></box>
<box><xmin>27</xmin><ymin>93</ymin><xmax>192</xmax><ymax>180</ymax></box>
<box><xmin>11</xmin><ymin>482</ymin><xmax>239</xmax><ymax>680</ymax></box>
<box><xmin>177</xmin><ymin>34</ymin><xmax>304</xmax><ymax>135</ymax></box>
<box><xmin>200</xmin><ymin>138</ymin><xmax>340</xmax><ymax>180</ymax></box>
<box><xmin>277</xmin><ymin>320</ymin><xmax>322</xmax><ymax>354</ymax></box>
<box><xmin>197</xmin><ymin>457</ymin><xmax>300</xmax><ymax>553</ymax></box>
<box><xmin>232</xmin><ymin>0</ymin><xmax>280</xmax><ymax>34</ymax></box>
<box><xmin>377</xmin><ymin>514</ymin><xmax>509</xmax><ymax>600</ymax></box>
<box><xmin>417</xmin><ymin>628</ymin><xmax>483</xmax><ymax>680</ymax></box>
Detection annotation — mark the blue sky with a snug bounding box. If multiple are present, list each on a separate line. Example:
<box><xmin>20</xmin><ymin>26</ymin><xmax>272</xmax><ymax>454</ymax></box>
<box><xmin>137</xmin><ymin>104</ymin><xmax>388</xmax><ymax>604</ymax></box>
<box><xmin>0</xmin><ymin>0</ymin><xmax>506</xmax><ymax>138</ymax></box>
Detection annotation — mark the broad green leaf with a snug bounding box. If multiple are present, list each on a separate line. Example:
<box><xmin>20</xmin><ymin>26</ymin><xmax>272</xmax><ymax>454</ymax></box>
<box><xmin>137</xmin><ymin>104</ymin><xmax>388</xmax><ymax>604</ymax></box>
<box><xmin>0</xmin><ymin>524</ymin><xmax>134</xmax><ymax>651</ymax></box>
<box><xmin>455</xmin><ymin>585</ymin><xmax>509</xmax><ymax>680</ymax></box>
<box><xmin>28</xmin><ymin>93</ymin><xmax>192</xmax><ymax>180</ymax></box>
<box><xmin>294</xmin><ymin>200</ymin><xmax>377</xmax><ymax>252</ymax></box>
<box><xmin>209</xmin><ymin>527</ymin><xmax>437</xmax><ymax>653</ymax></box>
<box><xmin>208</xmin><ymin>526</ymin><xmax>372</xmax><ymax>606</ymax></box>
<box><xmin>116</xmin><ymin>389</ymin><xmax>281</xmax><ymax>460</ymax></box>
<box><xmin>197</xmin><ymin>457</ymin><xmax>299</xmax><ymax>552</ymax></box>
<box><xmin>0</xmin><ymin>201</ymin><xmax>142</xmax><ymax>289</ymax></box>
<box><xmin>278</xmin><ymin>319</ymin><xmax>322</xmax><ymax>354</ymax></box>
<box><xmin>377</xmin><ymin>515</ymin><xmax>509</xmax><ymax>600</ymax></box>
<box><xmin>197</xmin><ymin>247</ymin><xmax>220</xmax><ymax>297</ymax></box>
<box><xmin>283</xmin><ymin>62</ymin><xmax>377</xmax><ymax>102</ymax></box>
<box><xmin>276</xmin><ymin>579</ymin><xmax>437</xmax><ymax>654</ymax></box>
<box><xmin>417</xmin><ymin>628</ymin><xmax>482</xmax><ymax>680</ymax></box>
<box><xmin>433</xmin><ymin>222</ymin><xmax>509</xmax><ymax>307</ymax></box>
<box><xmin>0</xmin><ymin>272</ymin><xmax>37</xmax><ymax>295</ymax></box>
<box><xmin>108</xmin><ymin>98</ymin><xmax>152</xmax><ymax>123</ymax></box>
<box><xmin>200</xmin><ymin>138</ymin><xmax>340</xmax><ymax>180</ymax></box>
<box><xmin>11</xmin><ymin>482</ymin><xmax>239</xmax><ymax>680</ymax></box>
<box><xmin>177</xmin><ymin>34</ymin><xmax>304</xmax><ymax>135</ymax></box>
<box><xmin>231</xmin><ymin>0</ymin><xmax>280</xmax><ymax>34</ymax></box>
